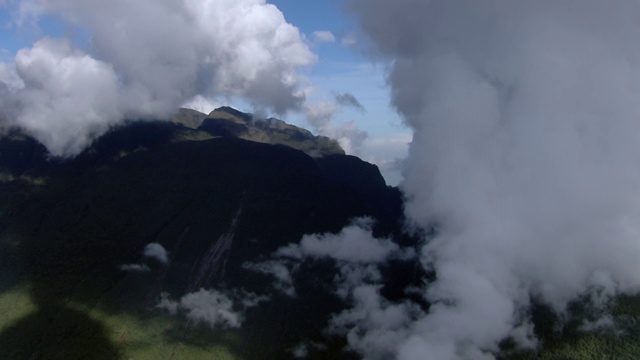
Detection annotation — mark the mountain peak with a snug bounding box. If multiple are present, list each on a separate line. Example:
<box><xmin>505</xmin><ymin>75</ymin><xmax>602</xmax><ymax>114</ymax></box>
<box><xmin>210</xmin><ymin>106</ymin><xmax>252</xmax><ymax>123</ymax></box>
<box><xmin>171</xmin><ymin>106</ymin><xmax>344</xmax><ymax>158</ymax></box>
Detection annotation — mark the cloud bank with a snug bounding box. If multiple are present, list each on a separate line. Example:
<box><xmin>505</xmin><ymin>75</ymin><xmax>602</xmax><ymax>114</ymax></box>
<box><xmin>0</xmin><ymin>0</ymin><xmax>315</xmax><ymax>157</ymax></box>
<box><xmin>345</xmin><ymin>0</ymin><xmax>640</xmax><ymax>359</ymax></box>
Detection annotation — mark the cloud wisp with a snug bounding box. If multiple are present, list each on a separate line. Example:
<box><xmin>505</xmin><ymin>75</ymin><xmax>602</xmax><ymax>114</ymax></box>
<box><xmin>0</xmin><ymin>0</ymin><xmax>315</xmax><ymax>157</ymax></box>
<box><xmin>243</xmin><ymin>217</ymin><xmax>419</xmax><ymax>357</ymax></box>
<box><xmin>345</xmin><ymin>0</ymin><xmax>640</xmax><ymax>358</ymax></box>
<box><xmin>334</xmin><ymin>92</ymin><xmax>366</xmax><ymax>113</ymax></box>
<box><xmin>303</xmin><ymin>100</ymin><xmax>368</xmax><ymax>155</ymax></box>
<box><xmin>157</xmin><ymin>288</ymin><xmax>268</xmax><ymax>329</ymax></box>
<box><xmin>312</xmin><ymin>30</ymin><xmax>336</xmax><ymax>43</ymax></box>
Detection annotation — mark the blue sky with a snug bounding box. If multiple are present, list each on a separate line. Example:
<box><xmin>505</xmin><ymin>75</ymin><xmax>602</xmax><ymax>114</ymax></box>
<box><xmin>270</xmin><ymin>1</ymin><xmax>409</xmax><ymax>185</ymax></box>
<box><xmin>269</xmin><ymin>0</ymin><xmax>406</xmax><ymax>134</ymax></box>
<box><xmin>0</xmin><ymin>1</ymin><xmax>409</xmax><ymax>185</ymax></box>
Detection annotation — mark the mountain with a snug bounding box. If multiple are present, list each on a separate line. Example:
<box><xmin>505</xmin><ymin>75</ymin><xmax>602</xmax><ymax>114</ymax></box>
<box><xmin>1</xmin><ymin>107</ymin><xmax>639</xmax><ymax>360</ymax></box>
<box><xmin>0</xmin><ymin>109</ymin><xmax>412</xmax><ymax>359</ymax></box>
<box><xmin>172</xmin><ymin>106</ymin><xmax>344</xmax><ymax>157</ymax></box>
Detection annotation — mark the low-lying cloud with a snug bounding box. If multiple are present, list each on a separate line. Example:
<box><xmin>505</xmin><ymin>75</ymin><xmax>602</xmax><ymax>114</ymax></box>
<box><xmin>157</xmin><ymin>288</ymin><xmax>267</xmax><ymax>329</ymax></box>
<box><xmin>276</xmin><ymin>218</ymin><xmax>400</xmax><ymax>263</ymax></box>
<box><xmin>158</xmin><ymin>289</ymin><xmax>242</xmax><ymax>328</ymax></box>
<box><xmin>345</xmin><ymin>0</ymin><xmax>640</xmax><ymax>358</ymax></box>
<box><xmin>244</xmin><ymin>217</ymin><xmax>418</xmax><ymax>354</ymax></box>
<box><xmin>143</xmin><ymin>243</ymin><xmax>169</xmax><ymax>264</ymax></box>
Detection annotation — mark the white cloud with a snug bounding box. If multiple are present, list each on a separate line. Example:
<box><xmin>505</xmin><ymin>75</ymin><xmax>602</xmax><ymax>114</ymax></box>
<box><xmin>312</xmin><ymin>30</ymin><xmax>336</xmax><ymax>43</ymax></box>
<box><xmin>345</xmin><ymin>0</ymin><xmax>640</xmax><ymax>358</ymax></box>
<box><xmin>328</xmin><ymin>285</ymin><xmax>421</xmax><ymax>359</ymax></box>
<box><xmin>276</xmin><ymin>218</ymin><xmax>400</xmax><ymax>263</ymax></box>
<box><xmin>0</xmin><ymin>62</ymin><xmax>22</xmax><ymax>91</ymax></box>
<box><xmin>10</xmin><ymin>37</ymin><xmax>123</xmax><ymax>156</ymax></box>
<box><xmin>0</xmin><ymin>0</ymin><xmax>316</xmax><ymax>156</ymax></box>
<box><xmin>143</xmin><ymin>242</ymin><xmax>169</xmax><ymax>264</ymax></box>
<box><xmin>245</xmin><ymin>217</ymin><xmax>419</xmax><ymax>358</ymax></box>
<box><xmin>157</xmin><ymin>288</ymin><xmax>242</xmax><ymax>328</ymax></box>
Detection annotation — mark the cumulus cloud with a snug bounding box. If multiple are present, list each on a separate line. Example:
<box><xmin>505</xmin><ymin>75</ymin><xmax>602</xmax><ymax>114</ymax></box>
<box><xmin>0</xmin><ymin>0</ymin><xmax>315</xmax><ymax>157</ymax></box>
<box><xmin>312</xmin><ymin>30</ymin><xmax>336</xmax><ymax>43</ymax></box>
<box><xmin>143</xmin><ymin>243</ymin><xmax>169</xmax><ymax>264</ymax></box>
<box><xmin>345</xmin><ymin>0</ymin><xmax>640</xmax><ymax>358</ymax></box>
<box><xmin>158</xmin><ymin>289</ymin><xmax>244</xmax><ymax>328</ymax></box>
<box><xmin>277</xmin><ymin>218</ymin><xmax>401</xmax><ymax>263</ymax></box>
<box><xmin>243</xmin><ymin>217</ymin><xmax>407</xmax><ymax>298</ymax></box>
<box><xmin>157</xmin><ymin>288</ymin><xmax>268</xmax><ymax>328</ymax></box>
<box><xmin>0</xmin><ymin>62</ymin><xmax>23</xmax><ymax>92</ymax></box>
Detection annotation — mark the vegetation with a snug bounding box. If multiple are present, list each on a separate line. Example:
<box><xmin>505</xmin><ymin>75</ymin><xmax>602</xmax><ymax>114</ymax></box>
<box><xmin>502</xmin><ymin>295</ymin><xmax>640</xmax><ymax>360</ymax></box>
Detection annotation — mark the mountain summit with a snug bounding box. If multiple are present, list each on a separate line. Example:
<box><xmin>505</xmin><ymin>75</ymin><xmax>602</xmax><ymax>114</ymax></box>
<box><xmin>172</xmin><ymin>106</ymin><xmax>344</xmax><ymax>157</ymax></box>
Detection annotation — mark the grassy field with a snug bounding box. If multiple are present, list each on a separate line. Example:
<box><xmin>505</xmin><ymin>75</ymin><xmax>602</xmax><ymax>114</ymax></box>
<box><xmin>0</xmin><ymin>276</ymin><xmax>243</xmax><ymax>360</ymax></box>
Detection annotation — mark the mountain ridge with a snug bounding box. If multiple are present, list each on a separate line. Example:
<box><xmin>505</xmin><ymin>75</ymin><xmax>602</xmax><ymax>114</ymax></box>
<box><xmin>0</xmin><ymin>107</ymin><xmax>409</xmax><ymax>359</ymax></box>
<box><xmin>171</xmin><ymin>106</ymin><xmax>345</xmax><ymax>158</ymax></box>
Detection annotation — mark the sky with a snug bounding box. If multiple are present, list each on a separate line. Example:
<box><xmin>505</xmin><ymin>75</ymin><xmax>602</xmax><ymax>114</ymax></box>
<box><xmin>268</xmin><ymin>0</ymin><xmax>410</xmax><ymax>185</ymax></box>
<box><xmin>0</xmin><ymin>0</ymin><xmax>410</xmax><ymax>185</ymax></box>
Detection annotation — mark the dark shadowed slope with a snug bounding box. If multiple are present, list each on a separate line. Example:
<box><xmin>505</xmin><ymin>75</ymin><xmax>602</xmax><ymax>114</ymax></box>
<box><xmin>0</xmin><ymin>118</ymin><xmax>404</xmax><ymax>359</ymax></box>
